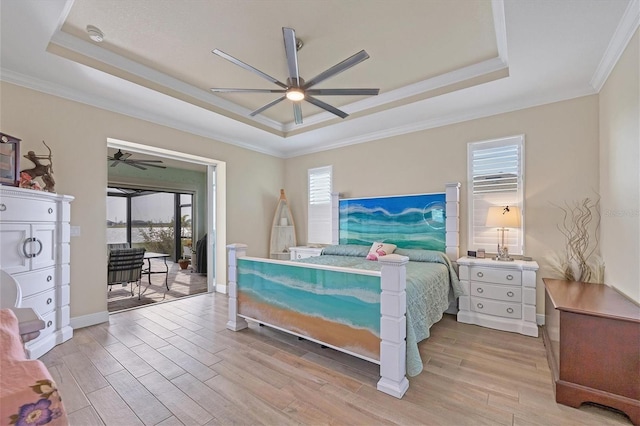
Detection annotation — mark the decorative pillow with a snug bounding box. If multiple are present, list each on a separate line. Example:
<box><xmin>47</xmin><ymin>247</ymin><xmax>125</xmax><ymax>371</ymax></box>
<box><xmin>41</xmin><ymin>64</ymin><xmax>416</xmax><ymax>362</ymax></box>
<box><xmin>366</xmin><ymin>242</ymin><xmax>397</xmax><ymax>261</ymax></box>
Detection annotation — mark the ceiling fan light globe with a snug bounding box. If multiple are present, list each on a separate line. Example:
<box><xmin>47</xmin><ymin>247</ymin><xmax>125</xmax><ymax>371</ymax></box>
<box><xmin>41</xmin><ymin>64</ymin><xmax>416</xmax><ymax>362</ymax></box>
<box><xmin>286</xmin><ymin>90</ymin><xmax>305</xmax><ymax>101</ymax></box>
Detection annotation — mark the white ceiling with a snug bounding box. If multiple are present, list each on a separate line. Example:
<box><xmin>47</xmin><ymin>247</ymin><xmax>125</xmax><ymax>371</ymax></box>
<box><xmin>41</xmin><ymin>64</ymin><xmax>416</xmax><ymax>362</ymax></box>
<box><xmin>1</xmin><ymin>0</ymin><xmax>637</xmax><ymax>158</ymax></box>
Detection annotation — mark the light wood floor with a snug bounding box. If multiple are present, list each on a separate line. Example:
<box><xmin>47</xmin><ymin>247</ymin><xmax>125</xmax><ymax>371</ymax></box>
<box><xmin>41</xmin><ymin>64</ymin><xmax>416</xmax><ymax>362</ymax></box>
<box><xmin>41</xmin><ymin>292</ymin><xmax>633</xmax><ymax>426</ymax></box>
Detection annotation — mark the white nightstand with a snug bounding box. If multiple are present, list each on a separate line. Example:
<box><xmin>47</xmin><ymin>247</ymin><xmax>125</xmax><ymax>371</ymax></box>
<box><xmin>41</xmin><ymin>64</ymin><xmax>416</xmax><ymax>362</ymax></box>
<box><xmin>457</xmin><ymin>256</ymin><xmax>539</xmax><ymax>337</ymax></box>
<box><xmin>289</xmin><ymin>246</ymin><xmax>324</xmax><ymax>260</ymax></box>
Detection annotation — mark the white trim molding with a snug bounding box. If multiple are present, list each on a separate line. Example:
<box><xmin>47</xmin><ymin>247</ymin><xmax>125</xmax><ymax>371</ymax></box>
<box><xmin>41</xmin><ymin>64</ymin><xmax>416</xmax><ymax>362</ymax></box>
<box><xmin>70</xmin><ymin>310</ymin><xmax>110</xmax><ymax>329</ymax></box>
<box><xmin>590</xmin><ymin>0</ymin><xmax>640</xmax><ymax>91</ymax></box>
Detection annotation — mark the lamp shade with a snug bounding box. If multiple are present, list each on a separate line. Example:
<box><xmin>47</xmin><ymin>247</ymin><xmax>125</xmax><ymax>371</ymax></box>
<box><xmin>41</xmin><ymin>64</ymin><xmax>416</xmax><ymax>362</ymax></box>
<box><xmin>485</xmin><ymin>206</ymin><xmax>521</xmax><ymax>228</ymax></box>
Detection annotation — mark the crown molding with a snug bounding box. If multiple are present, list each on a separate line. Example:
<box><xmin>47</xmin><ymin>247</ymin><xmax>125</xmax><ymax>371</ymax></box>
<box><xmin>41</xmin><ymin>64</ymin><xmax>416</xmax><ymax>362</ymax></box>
<box><xmin>0</xmin><ymin>68</ymin><xmax>286</xmax><ymax>158</ymax></box>
<box><xmin>48</xmin><ymin>30</ymin><xmax>285</xmax><ymax>132</ymax></box>
<box><xmin>590</xmin><ymin>0</ymin><xmax>639</xmax><ymax>92</ymax></box>
<box><xmin>283</xmin><ymin>85</ymin><xmax>597</xmax><ymax>158</ymax></box>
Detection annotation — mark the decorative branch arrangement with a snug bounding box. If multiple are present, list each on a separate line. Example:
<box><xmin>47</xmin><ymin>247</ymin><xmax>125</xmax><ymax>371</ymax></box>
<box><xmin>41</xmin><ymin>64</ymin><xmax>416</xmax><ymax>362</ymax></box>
<box><xmin>547</xmin><ymin>197</ymin><xmax>605</xmax><ymax>283</ymax></box>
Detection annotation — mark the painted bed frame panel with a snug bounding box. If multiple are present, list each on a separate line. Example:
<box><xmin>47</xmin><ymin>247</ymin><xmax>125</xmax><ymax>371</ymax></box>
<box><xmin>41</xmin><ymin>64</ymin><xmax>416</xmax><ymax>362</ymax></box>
<box><xmin>227</xmin><ymin>182</ymin><xmax>460</xmax><ymax>399</ymax></box>
<box><xmin>227</xmin><ymin>244</ymin><xmax>410</xmax><ymax>398</ymax></box>
<box><xmin>332</xmin><ymin>183</ymin><xmax>460</xmax><ymax>260</ymax></box>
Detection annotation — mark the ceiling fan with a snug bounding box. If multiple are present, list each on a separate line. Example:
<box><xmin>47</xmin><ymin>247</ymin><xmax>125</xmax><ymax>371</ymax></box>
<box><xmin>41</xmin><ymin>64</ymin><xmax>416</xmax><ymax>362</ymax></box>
<box><xmin>108</xmin><ymin>149</ymin><xmax>166</xmax><ymax>170</ymax></box>
<box><xmin>210</xmin><ymin>27</ymin><xmax>379</xmax><ymax>124</ymax></box>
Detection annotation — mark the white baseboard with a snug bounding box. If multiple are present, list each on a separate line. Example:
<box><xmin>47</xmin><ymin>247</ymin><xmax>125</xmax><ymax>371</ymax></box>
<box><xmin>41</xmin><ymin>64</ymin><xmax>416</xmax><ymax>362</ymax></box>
<box><xmin>70</xmin><ymin>310</ymin><xmax>109</xmax><ymax>329</ymax></box>
<box><xmin>215</xmin><ymin>283</ymin><xmax>227</xmax><ymax>294</ymax></box>
<box><xmin>537</xmin><ymin>313</ymin><xmax>545</xmax><ymax>326</ymax></box>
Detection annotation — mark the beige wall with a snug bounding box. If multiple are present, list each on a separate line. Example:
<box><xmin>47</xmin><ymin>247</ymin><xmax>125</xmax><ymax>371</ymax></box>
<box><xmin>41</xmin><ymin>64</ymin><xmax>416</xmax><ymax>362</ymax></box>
<box><xmin>0</xmin><ymin>82</ymin><xmax>284</xmax><ymax>321</ymax></box>
<box><xmin>285</xmin><ymin>95</ymin><xmax>601</xmax><ymax>315</ymax></box>
<box><xmin>599</xmin><ymin>29</ymin><xmax>639</xmax><ymax>303</ymax></box>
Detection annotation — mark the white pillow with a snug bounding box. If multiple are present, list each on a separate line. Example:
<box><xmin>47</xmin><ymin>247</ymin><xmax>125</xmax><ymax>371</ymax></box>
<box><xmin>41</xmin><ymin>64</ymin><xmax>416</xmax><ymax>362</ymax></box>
<box><xmin>366</xmin><ymin>242</ymin><xmax>397</xmax><ymax>261</ymax></box>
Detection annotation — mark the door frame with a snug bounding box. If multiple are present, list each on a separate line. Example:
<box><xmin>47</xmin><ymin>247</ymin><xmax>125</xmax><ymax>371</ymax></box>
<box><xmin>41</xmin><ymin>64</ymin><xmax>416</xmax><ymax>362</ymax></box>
<box><xmin>107</xmin><ymin>138</ymin><xmax>227</xmax><ymax>294</ymax></box>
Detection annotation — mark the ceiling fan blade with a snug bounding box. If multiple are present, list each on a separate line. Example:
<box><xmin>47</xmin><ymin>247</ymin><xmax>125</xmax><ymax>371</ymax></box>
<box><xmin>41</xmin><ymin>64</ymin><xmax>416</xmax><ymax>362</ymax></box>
<box><xmin>212</xmin><ymin>49</ymin><xmax>288</xmax><ymax>89</ymax></box>
<box><xmin>304</xmin><ymin>50</ymin><xmax>370</xmax><ymax>89</ymax></box>
<box><xmin>210</xmin><ymin>88</ymin><xmax>287</xmax><ymax>93</ymax></box>
<box><xmin>305</xmin><ymin>96</ymin><xmax>348</xmax><ymax>119</ymax></box>
<box><xmin>120</xmin><ymin>152</ymin><xmax>132</xmax><ymax>160</ymax></box>
<box><xmin>110</xmin><ymin>161</ymin><xmax>119</xmax><ymax>167</ymax></box>
<box><xmin>282</xmin><ymin>27</ymin><xmax>300</xmax><ymax>87</ymax></box>
<box><xmin>127</xmin><ymin>162</ymin><xmax>147</xmax><ymax>170</ymax></box>
<box><xmin>306</xmin><ymin>88</ymin><xmax>380</xmax><ymax>96</ymax></box>
<box><xmin>293</xmin><ymin>103</ymin><xmax>303</xmax><ymax>124</ymax></box>
<box><xmin>250</xmin><ymin>96</ymin><xmax>286</xmax><ymax>116</ymax></box>
<box><xmin>135</xmin><ymin>162</ymin><xmax>166</xmax><ymax>169</ymax></box>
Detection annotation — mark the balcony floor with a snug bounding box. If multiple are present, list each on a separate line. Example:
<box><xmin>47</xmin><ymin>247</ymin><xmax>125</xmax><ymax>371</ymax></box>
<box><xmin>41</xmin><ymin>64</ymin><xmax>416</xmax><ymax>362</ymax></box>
<box><xmin>107</xmin><ymin>258</ymin><xmax>208</xmax><ymax>313</ymax></box>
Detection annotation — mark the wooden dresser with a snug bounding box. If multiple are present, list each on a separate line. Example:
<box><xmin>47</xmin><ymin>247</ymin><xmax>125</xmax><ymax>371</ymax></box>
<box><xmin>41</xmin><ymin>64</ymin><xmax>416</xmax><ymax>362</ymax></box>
<box><xmin>542</xmin><ymin>278</ymin><xmax>640</xmax><ymax>425</ymax></box>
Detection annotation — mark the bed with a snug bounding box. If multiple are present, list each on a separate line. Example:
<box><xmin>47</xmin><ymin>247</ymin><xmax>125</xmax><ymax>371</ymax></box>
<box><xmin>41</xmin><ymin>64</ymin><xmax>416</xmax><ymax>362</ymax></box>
<box><xmin>227</xmin><ymin>183</ymin><xmax>461</xmax><ymax>398</ymax></box>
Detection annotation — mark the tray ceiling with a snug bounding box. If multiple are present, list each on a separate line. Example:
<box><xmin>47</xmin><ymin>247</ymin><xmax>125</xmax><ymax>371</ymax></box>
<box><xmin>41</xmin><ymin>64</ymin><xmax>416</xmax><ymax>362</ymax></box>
<box><xmin>1</xmin><ymin>0</ymin><xmax>635</xmax><ymax>157</ymax></box>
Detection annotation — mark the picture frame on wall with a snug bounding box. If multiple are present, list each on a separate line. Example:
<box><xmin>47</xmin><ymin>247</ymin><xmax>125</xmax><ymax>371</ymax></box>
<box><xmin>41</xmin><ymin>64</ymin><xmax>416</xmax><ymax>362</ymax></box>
<box><xmin>0</xmin><ymin>132</ymin><xmax>21</xmax><ymax>187</ymax></box>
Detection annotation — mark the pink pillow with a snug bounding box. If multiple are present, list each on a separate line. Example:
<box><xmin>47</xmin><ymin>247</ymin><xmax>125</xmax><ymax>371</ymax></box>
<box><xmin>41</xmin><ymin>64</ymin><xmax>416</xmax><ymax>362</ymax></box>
<box><xmin>366</xmin><ymin>242</ymin><xmax>397</xmax><ymax>261</ymax></box>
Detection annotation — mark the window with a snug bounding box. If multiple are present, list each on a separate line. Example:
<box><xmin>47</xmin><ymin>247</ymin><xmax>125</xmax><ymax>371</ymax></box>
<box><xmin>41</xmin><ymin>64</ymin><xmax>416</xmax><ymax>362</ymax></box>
<box><xmin>308</xmin><ymin>166</ymin><xmax>333</xmax><ymax>245</ymax></box>
<box><xmin>468</xmin><ymin>135</ymin><xmax>525</xmax><ymax>255</ymax></box>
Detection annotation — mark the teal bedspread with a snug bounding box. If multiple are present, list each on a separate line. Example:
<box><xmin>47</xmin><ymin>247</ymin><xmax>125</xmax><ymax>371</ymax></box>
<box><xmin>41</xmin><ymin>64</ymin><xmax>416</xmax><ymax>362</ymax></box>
<box><xmin>295</xmin><ymin>244</ymin><xmax>463</xmax><ymax>376</ymax></box>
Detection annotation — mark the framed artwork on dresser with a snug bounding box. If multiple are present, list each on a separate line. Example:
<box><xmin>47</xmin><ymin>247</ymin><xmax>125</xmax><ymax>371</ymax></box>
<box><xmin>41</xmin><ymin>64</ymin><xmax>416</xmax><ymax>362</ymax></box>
<box><xmin>0</xmin><ymin>132</ymin><xmax>20</xmax><ymax>187</ymax></box>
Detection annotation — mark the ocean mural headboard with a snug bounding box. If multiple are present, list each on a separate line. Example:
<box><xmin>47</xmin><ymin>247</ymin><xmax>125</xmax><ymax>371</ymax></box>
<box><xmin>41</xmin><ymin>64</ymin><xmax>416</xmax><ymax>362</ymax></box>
<box><xmin>338</xmin><ymin>182</ymin><xmax>460</xmax><ymax>259</ymax></box>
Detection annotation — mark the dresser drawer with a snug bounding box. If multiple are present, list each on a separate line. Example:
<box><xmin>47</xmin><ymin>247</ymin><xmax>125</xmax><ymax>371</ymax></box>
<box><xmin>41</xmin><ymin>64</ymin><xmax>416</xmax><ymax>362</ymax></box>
<box><xmin>14</xmin><ymin>267</ymin><xmax>56</xmax><ymax>297</ymax></box>
<box><xmin>470</xmin><ymin>297</ymin><xmax>522</xmax><ymax>319</ymax></box>
<box><xmin>0</xmin><ymin>196</ymin><xmax>57</xmax><ymax>222</ymax></box>
<box><xmin>39</xmin><ymin>310</ymin><xmax>57</xmax><ymax>339</ymax></box>
<box><xmin>470</xmin><ymin>282</ymin><xmax>522</xmax><ymax>302</ymax></box>
<box><xmin>21</xmin><ymin>288</ymin><xmax>56</xmax><ymax>316</ymax></box>
<box><xmin>469</xmin><ymin>266</ymin><xmax>522</xmax><ymax>286</ymax></box>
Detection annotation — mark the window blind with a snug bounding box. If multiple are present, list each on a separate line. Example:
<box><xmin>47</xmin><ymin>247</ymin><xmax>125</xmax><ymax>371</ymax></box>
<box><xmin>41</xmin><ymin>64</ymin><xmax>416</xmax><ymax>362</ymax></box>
<box><xmin>468</xmin><ymin>136</ymin><xmax>524</xmax><ymax>254</ymax></box>
<box><xmin>308</xmin><ymin>166</ymin><xmax>333</xmax><ymax>244</ymax></box>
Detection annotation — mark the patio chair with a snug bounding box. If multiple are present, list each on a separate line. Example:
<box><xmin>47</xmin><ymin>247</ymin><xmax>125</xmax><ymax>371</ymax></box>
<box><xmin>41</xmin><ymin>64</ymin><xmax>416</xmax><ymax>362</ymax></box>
<box><xmin>107</xmin><ymin>248</ymin><xmax>146</xmax><ymax>300</ymax></box>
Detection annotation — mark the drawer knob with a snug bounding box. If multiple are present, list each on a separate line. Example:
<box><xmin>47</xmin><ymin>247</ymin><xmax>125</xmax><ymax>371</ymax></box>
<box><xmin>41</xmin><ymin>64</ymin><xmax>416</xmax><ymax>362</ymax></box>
<box><xmin>297</xmin><ymin>254</ymin><xmax>301</xmax><ymax>259</ymax></box>
<box><xmin>506</xmin><ymin>307</ymin><xmax>514</xmax><ymax>314</ymax></box>
<box><xmin>506</xmin><ymin>274</ymin><xmax>514</xmax><ymax>281</ymax></box>
<box><xmin>47</xmin><ymin>275</ymin><xmax>53</xmax><ymax>282</ymax></box>
<box><xmin>47</xmin><ymin>320</ymin><xmax>53</xmax><ymax>328</ymax></box>
<box><xmin>48</xmin><ymin>207</ymin><xmax>54</xmax><ymax>214</ymax></box>
<box><xmin>507</xmin><ymin>291</ymin><xmax>514</xmax><ymax>297</ymax></box>
<box><xmin>477</xmin><ymin>272</ymin><xmax>484</xmax><ymax>278</ymax></box>
<box><xmin>0</xmin><ymin>203</ymin><xmax>6</xmax><ymax>212</ymax></box>
<box><xmin>476</xmin><ymin>303</ymin><xmax>484</xmax><ymax>309</ymax></box>
<box><xmin>47</xmin><ymin>298</ymin><xmax>53</xmax><ymax>305</ymax></box>
<box><xmin>476</xmin><ymin>287</ymin><xmax>484</xmax><ymax>294</ymax></box>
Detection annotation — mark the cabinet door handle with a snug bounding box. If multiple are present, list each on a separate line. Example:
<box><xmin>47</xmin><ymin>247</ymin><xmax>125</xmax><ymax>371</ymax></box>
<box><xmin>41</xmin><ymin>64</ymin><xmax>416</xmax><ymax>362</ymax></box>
<box><xmin>47</xmin><ymin>320</ymin><xmax>53</xmax><ymax>328</ymax></box>
<box><xmin>47</xmin><ymin>208</ymin><xmax>54</xmax><ymax>214</ymax></box>
<box><xmin>22</xmin><ymin>238</ymin><xmax>35</xmax><ymax>258</ymax></box>
<box><xmin>506</xmin><ymin>274</ymin><xmax>514</xmax><ymax>281</ymax></box>
<box><xmin>477</xmin><ymin>272</ymin><xmax>484</xmax><ymax>278</ymax></box>
<box><xmin>297</xmin><ymin>254</ymin><xmax>301</xmax><ymax>259</ymax></box>
<box><xmin>33</xmin><ymin>238</ymin><xmax>43</xmax><ymax>257</ymax></box>
<box><xmin>47</xmin><ymin>275</ymin><xmax>52</xmax><ymax>282</ymax></box>
<box><xmin>506</xmin><ymin>307</ymin><xmax>514</xmax><ymax>314</ymax></box>
<box><xmin>0</xmin><ymin>203</ymin><xmax>6</xmax><ymax>211</ymax></box>
<box><xmin>46</xmin><ymin>298</ymin><xmax>53</xmax><ymax>305</ymax></box>
<box><xmin>476</xmin><ymin>287</ymin><xmax>484</xmax><ymax>294</ymax></box>
<box><xmin>507</xmin><ymin>291</ymin><xmax>514</xmax><ymax>297</ymax></box>
<box><xmin>476</xmin><ymin>303</ymin><xmax>484</xmax><ymax>309</ymax></box>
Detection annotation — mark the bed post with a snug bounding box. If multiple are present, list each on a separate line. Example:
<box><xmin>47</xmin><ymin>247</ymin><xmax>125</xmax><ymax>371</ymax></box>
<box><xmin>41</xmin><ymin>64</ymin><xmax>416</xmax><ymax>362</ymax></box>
<box><xmin>377</xmin><ymin>254</ymin><xmax>410</xmax><ymax>398</ymax></box>
<box><xmin>226</xmin><ymin>243</ymin><xmax>248</xmax><ymax>331</ymax></box>
<box><xmin>445</xmin><ymin>182</ymin><xmax>461</xmax><ymax>261</ymax></box>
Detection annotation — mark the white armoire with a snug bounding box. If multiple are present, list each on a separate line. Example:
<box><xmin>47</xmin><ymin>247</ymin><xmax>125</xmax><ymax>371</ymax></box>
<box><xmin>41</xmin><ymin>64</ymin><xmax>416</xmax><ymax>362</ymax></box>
<box><xmin>0</xmin><ymin>186</ymin><xmax>74</xmax><ymax>359</ymax></box>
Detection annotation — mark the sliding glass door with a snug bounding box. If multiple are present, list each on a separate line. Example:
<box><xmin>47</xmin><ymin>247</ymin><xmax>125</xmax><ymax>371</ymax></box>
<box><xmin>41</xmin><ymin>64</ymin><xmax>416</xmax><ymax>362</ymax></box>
<box><xmin>107</xmin><ymin>187</ymin><xmax>194</xmax><ymax>261</ymax></box>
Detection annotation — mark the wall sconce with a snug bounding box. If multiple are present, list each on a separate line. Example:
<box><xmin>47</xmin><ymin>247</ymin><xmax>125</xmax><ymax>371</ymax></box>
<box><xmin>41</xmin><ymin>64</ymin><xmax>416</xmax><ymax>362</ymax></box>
<box><xmin>485</xmin><ymin>205</ymin><xmax>521</xmax><ymax>261</ymax></box>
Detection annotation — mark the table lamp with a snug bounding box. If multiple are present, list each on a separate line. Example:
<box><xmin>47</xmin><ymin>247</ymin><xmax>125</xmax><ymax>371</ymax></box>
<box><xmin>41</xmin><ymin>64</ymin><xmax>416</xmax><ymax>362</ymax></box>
<box><xmin>485</xmin><ymin>205</ymin><xmax>521</xmax><ymax>261</ymax></box>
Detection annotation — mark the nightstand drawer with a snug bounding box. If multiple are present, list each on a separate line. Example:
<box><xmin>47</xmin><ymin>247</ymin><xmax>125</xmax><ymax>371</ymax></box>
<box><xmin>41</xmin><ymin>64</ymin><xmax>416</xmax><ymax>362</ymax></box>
<box><xmin>469</xmin><ymin>266</ymin><xmax>522</xmax><ymax>286</ymax></box>
<box><xmin>470</xmin><ymin>297</ymin><xmax>522</xmax><ymax>319</ymax></box>
<box><xmin>470</xmin><ymin>282</ymin><xmax>522</xmax><ymax>302</ymax></box>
